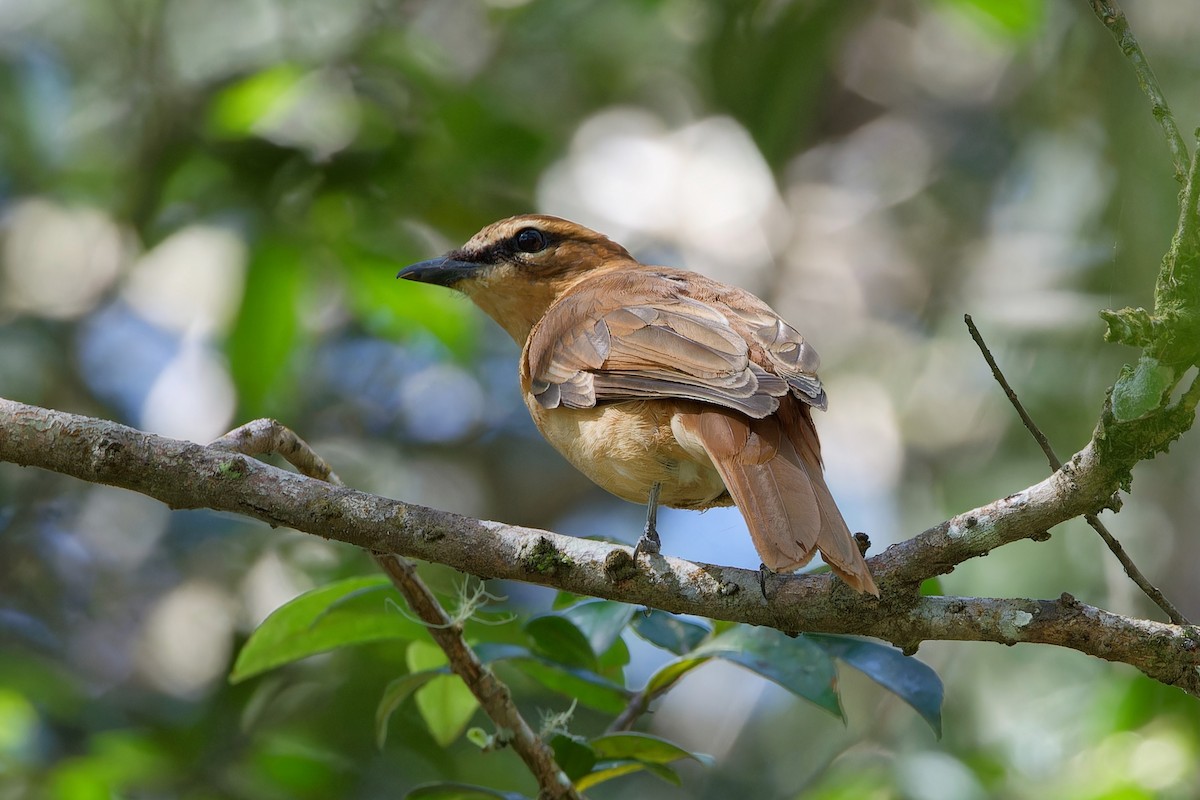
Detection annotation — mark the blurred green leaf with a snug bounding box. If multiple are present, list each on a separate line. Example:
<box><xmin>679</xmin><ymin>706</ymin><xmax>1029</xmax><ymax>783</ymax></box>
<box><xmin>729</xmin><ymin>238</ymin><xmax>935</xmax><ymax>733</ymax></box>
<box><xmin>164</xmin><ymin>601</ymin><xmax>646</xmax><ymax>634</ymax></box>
<box><xmin>596</xmin><ymin>635</ymin><xmax>630</xmax><ymax>674</ymax></box>
<box><xmin>346</xmin><ymin>247</ymin><xmax>479</xmax><ymax>355</ymax></box>
<box><xmin>227</xmin><ymin>237</ymin><xmax>303</xmax><ymax>416</ymax></box>
<box><xmin>405</xmin><ymin>784</ymin><xmax>530</xmax><ymax>800</ymax></box>
<box><xmin>561</xmin><ymin>599</ymin><xmax>634</xmax><ymax>657</ymax></box>
<box><xmin>631</xmin><ymin>610</ymin><xmax>711</xmax><ymax>655</ymax></box>
<box><xmin>589</xmin><ymin>732</ymin><xmax>711</xmax><ymax>766</ymax></box>
<box><xmin>643</xmin><ymin>656</ymin><xmax>710</xmax><ymax>696</ymax></box>
<box><xmin>208</xmin><ymin>65</ymin><xmax>305</xmax><ymax>138</ymax></box>
<box><xmin>510</xmin><ymin>660</ymin><xmax>630</xmax><ymax>715</ymax></box>
<box><xmin>523</xmin><ymin>614</ymin><xmax>597</xmax><ymax>671</ymax></box>
<box><xmin>469</xmin><ymin>643</ymin><xmax>631</xmax><ymax>713</ymax></box>
<box><xmin>549</xmin><ymin>734</ymin><xmax>596</xmax><ymax>781</ymax></box>
<box><xmin>696</xmin><ymin>626</ymin><xmax>843</xmax><ymax>719</ymax></box>
<box><xmin>935</xmin><ymin>0</ymin><xmax>1044</xmax><ymax>38</ymax></box>
<box><xmin>406</xmin><ymin>641</ymin><xmax>479</xmax><ymax>747</ymax></box>
<box><xmin>374</xmin><ymin>668</ymin><xmax>445</xmax><ymax>748</ymax></box>
<box><xmin>231</xmin><ymin>576</ymin><xmax>424</xmax><ymax>683</ymax></box>
<box><xmin>806</xmin><ymin>634</ymin><xmax>944</xmax><ymax>737</ymax></box>
<box><xmin>575</xmin><ymin>760</ymin><xmax>682</xmax><ymax>791</ymax></box>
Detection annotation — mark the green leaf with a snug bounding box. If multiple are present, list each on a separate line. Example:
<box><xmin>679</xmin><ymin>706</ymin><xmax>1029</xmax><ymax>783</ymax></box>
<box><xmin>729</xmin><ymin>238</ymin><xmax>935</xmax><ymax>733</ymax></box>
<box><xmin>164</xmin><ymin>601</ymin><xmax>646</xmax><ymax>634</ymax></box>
<box><xmin>561</xmin><ymin>600</ymin><xmax>634</xmax><ymax>657</ymax></box>
<box><xmin>408</xmin><ymin>641</ymin><xmax>479</xmax><ymax>747</ymax></box>
<box><xmin>226</xmin><ymin>238</ymin><xmax>303</xmax><ymax>417</ymax></box>
<box><xmin>643</xmin><ymin>656</ymin><xmax>710</xmax><ymax>696</ymax></box>
<box><xmin>523</xmin><ymin>614</ymin><xmax>597</xmax><ymax>670</ymax></box>
<box><xmin>346</xmin><ymin>247</ymin><xmax>478</xmax><ymax>355</ymax></box>
<box><xmin>631</xmin><ymin>610</ymin><xmax>711</xmax><ymax>655</ymax></box>
<box><xmin>375</xmin><ymin>668</ymin><xmax>447</xmax><ymax>748</ymax></box>
<box><xmin>590</xmin><ymin>732</ymin><xmax>711</xmax><ymax>766</ymax></box>
<box><xmin>696</xmin><ymin>626</ymin><xmax>843</xmax><ymax>719</ymax></box>
<box><xmin>470</xmin><ymin>644</ymin><xmax>632</xmax><ymax>714</ymax></box>
<box><xmin>574</xmin><ymin>762</ymin><xmax>646</xmax><ymax>792</ymax></box>
<box><xmin>405</xmin><ymin>783</ymin><xmax>530</xmax><ymax>800</ymax></box>
<box><xmin>575</xmin><ymin>760</ymin><xmax>682</xmax><ymax>791</ymax></box>
<box><xmin>208</xmin><ymin>64</ymin><xmax>305</xmax><ymax>138</ymax></box>
<box><xmin>549</xmin><ymin>735</ymin><xmax>596</xmax><ymax>781</ymax></box>
<box><xmin>936</xmin><ymin>0</ymin><xmax>1044</xmax><ymax>38</ymax></box>
<box><xmin>511</xmin><ymin>660</ymin><xmax>630</xmax><ymax>715</ymax></box>
<box><xmin>806</xmin><ymin>634</ymin><xmax>944</xmax><ymax>737</ymax></box>
<box><xmin>231</xmin><ymin>577</ymin><xmax>424</xmax><ymax>683</ymax></box>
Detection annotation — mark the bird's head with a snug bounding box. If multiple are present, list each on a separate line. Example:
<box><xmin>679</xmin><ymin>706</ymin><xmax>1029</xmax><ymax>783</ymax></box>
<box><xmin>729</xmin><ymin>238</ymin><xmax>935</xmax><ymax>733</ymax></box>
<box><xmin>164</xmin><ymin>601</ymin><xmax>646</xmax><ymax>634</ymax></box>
<box><xmin>397</xmin><ymin>215</ymin><xmax>635</xmax><ymax>343</ymax></box>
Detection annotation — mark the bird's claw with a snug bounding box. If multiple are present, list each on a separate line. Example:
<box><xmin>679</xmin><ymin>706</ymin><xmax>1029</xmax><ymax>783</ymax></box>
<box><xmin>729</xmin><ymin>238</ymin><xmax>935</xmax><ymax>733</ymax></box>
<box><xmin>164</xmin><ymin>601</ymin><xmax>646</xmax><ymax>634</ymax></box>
<box><xmin>633</xmin><ymin>482</ymin><xmax>663</xmax><ymax>562</ymax></box>
<box><xmin>631</xmin><ymin>528</ymin><xmax>661</xmax><ymax>561</ymax></box>
<box><xmin>757</xmin><ymin>563</ymin><xmax>771</xmax><ymax>599</ymax></box>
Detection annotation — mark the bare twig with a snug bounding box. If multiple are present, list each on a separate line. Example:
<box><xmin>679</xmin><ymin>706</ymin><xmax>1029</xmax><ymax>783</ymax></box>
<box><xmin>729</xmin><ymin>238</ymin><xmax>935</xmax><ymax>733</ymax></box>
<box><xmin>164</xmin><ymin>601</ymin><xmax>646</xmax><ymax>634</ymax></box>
<box><xmin>964</xmin><ymin>315</ymin><xmax>1189</xmax><ymax>625</ymax></box>
<box><xmin>211</xmin><ymin>419</ymin><xmax>579</xmax><ymax>800</ymax></box>
<box><xmin>1088</xmin><ymin>0</ymin><xmax>1190</xmax><ymax>185</ymax></box>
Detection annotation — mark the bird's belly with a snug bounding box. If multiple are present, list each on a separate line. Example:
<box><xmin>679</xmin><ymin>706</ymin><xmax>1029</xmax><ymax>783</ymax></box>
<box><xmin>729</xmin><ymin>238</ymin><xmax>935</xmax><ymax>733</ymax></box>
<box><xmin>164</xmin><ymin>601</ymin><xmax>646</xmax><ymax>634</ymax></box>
<box><xmin>524</xmin><ymin>397</ymin><xmax>731</xmax><ymax>509</ymax></box>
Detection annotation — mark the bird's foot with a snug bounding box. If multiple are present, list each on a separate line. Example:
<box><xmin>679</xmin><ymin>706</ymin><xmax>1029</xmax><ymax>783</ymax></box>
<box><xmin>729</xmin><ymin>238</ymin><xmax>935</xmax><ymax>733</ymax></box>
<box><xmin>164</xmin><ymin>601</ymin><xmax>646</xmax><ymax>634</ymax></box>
<box><xmin>757</xmin><ymin>563</ymin><xmax>771</xmax><ymax>599</ymax></box>
<box><xmin>632</xmin><ymin>482</ymin><xmax>663</xmax><ymax>562</ymax></box>
<box><xmin>632</xmin><ymin>528</ymin><xmax>661</xmax><ymax>561</ymax></box>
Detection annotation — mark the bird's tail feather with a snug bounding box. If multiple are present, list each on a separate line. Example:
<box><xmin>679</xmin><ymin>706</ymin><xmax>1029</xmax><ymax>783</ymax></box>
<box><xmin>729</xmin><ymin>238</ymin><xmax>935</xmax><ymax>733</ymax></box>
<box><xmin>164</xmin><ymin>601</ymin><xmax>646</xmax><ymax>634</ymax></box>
<box><xmin>676</xmin><ymin>405</ymin><xmax>879</xmax><ymax>596</ymax></box>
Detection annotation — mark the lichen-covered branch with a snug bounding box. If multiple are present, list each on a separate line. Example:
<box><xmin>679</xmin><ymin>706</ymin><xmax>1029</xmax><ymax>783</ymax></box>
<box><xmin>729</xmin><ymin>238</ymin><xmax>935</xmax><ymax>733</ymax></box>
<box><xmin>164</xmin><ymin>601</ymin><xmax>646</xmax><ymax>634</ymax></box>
<box><xmin>3</xmin><ymin>398</ymin><xmax>1198</xmax><ymax>696</ymax></box>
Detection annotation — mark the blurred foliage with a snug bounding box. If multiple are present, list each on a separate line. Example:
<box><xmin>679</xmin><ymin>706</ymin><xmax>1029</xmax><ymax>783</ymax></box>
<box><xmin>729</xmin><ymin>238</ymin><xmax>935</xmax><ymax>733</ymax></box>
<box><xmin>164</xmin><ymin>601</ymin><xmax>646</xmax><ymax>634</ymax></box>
<box><xmin>2</xmin><ymin>0</ymin><xmax>1200</xmax><ymax>798</ymax></box>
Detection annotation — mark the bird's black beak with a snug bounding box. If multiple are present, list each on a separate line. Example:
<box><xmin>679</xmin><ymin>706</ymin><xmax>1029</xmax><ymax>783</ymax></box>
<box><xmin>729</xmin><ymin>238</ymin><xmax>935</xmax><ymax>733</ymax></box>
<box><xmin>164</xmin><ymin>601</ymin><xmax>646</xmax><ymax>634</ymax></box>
<box><xmin>396</xmin><ymin>256</ymin><xmax>482</xmax><ymax>287</ymax></box>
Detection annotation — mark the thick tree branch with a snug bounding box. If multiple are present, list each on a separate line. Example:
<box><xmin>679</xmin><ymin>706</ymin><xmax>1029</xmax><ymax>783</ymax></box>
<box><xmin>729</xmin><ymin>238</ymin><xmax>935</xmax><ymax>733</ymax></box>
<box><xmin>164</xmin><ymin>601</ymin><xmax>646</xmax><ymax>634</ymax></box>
<box><xmin>3</xmin><ymin>398</ymin><xmax>1198</xmax><ymax>696</ymax></box>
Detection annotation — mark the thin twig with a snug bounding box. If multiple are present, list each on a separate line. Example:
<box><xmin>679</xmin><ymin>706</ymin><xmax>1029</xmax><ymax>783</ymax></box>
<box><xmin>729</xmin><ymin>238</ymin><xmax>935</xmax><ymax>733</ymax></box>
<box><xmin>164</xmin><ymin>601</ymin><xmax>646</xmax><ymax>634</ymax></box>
<box><xmin>212</xmin><ymin>419</ymin><xmax>579</xmax><ymax>800</ymax></box>
<box><xmin>964</xmin><ymin>315</ymin><xmax>1190</xmax><ymax>625</ymax></box>
<box><xmin>1088</xmin><ymin>0</ymin><xmax>1190</xmax><ymax>185</ymax></box>
<box><xmin>608</xmin><ymin>688</ymin><xmax>653</xmax><ymax>734</ymax></box>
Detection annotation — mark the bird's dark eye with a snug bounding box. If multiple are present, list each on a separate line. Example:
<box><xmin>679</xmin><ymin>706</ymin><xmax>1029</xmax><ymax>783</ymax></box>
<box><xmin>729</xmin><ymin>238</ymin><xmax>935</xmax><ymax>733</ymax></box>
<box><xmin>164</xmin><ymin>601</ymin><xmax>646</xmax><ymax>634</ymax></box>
<box><xmin>514</xmin><ymin>227</ymin><xmax>547</xmax><ymax>254</ymax></box>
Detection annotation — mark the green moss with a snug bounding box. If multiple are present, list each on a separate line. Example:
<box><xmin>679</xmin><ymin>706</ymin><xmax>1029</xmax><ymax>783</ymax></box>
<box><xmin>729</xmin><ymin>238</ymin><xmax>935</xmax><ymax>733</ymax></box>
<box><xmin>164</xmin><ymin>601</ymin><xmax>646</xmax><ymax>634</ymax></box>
<box><xmin>216</xmin><ymin>458</ymin><xmax>247</xmax><ymax>480</ymax></box>
<box><xmin>523</xmin><ymin>537</ymin><xmax>574</xmax><ymax>575</ymax></box>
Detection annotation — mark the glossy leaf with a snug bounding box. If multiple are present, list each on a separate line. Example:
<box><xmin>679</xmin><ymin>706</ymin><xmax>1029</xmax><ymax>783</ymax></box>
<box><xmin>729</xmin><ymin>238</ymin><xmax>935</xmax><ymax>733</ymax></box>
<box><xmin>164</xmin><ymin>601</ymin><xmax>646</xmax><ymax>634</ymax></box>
<box><xmin>630</xmin><ymin>610</ymin><xmax>711</xmax><ymax>655</ymax></box>
<box><xmin>575</xmin><ymin>760</ymin><xmax>682</xmax><ymax>791</ymax></box>
<box><xmin>643</xmin><ymin>656</ymin><xmax>710</xmax><ymax>696</ymax></box>
<box><xmin>696</xmin><ymin>626</ymin><xmax>843</xmax><ymax>719</ymax></box>
<box><xmin>470</xmin><ymin>644</ymin><xmax>631</xmax><ymax>714</ymax></box>
<box><xmin>510</xmin><ymin>660</ymin><xmax>630</xmax><ymax>714</ymax></box>
<box><xmin>806</xmin><ymin>634</ymin><xmax>944</xmax><ymax>737</ymax></box>
<box><xmin>549</xmin><ymin>735</ymin><xmax>596</xmax><ymax>781</ymax></box>
<box><xmin>523</xmin><ymin>614</ymin><xmax>596</xmax><ymax>670</ymax></box>
<box><xmin>561</xmin><ymin>600</ymin><xmax>634</xmax><ymax>657</ymax></box>
<box><xmin>231</xmin><ymin>576</ymin><xmax>424</xmax><ymax>683</ymax></box>
<box><xmin>589</xmin><ymin>732</ymin><xmax>711</xmax><ymax>766</ymax></box>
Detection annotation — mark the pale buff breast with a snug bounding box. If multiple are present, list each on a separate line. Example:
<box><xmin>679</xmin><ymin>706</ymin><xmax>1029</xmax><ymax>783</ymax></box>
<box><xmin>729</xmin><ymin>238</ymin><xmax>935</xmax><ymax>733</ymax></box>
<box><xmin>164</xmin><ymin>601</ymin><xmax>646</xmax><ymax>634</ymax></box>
<box><xmin>522</xmin><ymin>395</ymin><xmax>732</xmax><ymax>510</ymax></box>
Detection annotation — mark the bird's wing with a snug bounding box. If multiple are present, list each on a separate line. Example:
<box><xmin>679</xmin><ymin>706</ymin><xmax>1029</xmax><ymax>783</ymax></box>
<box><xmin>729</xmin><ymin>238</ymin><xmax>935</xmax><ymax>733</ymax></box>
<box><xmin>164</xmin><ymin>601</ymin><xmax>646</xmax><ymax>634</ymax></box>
<box><xmin>674</xmin><ymin>403</ymin><xmax>879</xmax><ymax>595</ymax></box>
<box><xmin>526</xmin><ymin>272</ymin><xmax>808</xmax><ymax>419</ymax></box>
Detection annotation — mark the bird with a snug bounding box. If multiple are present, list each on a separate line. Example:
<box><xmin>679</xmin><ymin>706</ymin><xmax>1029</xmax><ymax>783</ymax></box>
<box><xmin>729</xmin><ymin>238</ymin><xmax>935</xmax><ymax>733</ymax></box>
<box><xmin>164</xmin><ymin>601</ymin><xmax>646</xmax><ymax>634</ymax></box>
<box><xmin>397</xmin><ymin>215</ymin><xmax>878</xmax><ymax>595</ymax></box>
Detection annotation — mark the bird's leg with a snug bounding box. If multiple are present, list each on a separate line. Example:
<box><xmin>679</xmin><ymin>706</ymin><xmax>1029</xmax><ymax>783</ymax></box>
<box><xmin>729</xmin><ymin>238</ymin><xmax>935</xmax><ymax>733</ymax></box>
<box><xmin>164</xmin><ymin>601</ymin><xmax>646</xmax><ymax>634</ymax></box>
<box><xmin>632</xmin><ymin>482</ymin><xmax>662</xmax><ymax>561</ymax></box>
<box><xmin>758</xmin><ymin>563</ymin><xmax>771</xmax><ymax>599</ymax></box>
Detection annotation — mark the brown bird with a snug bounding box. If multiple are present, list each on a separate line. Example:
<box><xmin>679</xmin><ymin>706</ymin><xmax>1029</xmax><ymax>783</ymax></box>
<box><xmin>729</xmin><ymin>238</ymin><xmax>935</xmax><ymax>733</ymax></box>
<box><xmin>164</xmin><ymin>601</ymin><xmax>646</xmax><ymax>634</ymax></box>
<box><xmin>398</xmin><ymin>215</ymin><xmax>878</xmax><ymax>595</ymax></box>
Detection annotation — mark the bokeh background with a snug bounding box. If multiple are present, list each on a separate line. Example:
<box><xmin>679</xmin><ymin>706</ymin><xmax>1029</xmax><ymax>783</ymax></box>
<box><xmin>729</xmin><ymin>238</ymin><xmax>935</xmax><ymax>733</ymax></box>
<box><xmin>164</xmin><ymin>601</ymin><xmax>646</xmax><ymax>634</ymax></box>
<box><xmin>2</xmin><ymin>0</ymin><xmax>1199</xmax><ymax>797</ymax></box>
